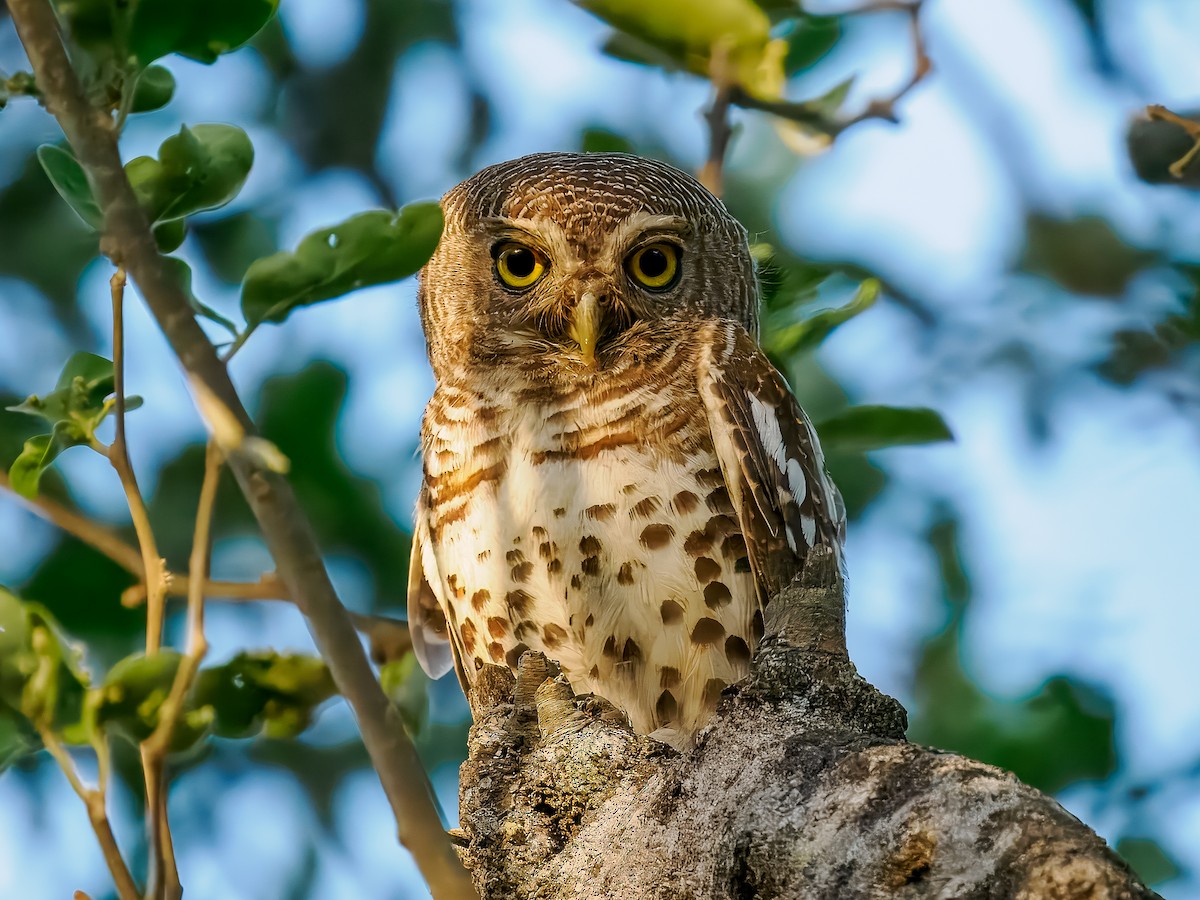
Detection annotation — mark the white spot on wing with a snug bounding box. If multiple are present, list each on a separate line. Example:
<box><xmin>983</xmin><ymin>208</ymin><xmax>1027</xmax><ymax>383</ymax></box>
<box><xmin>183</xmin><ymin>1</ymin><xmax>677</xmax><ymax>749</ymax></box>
<box><xmin>747</xmin><ymin>393</ymin><xmax>787</xmax><ymax>473</ymax></box>
<box><xmin>786</xmin><ymin>458</ymin><xmax>807</xmax><ymax>504</ymax></box>
<box><xmin>801</xmin><ymin>515</ymin><xmax>817</xmax><ymax>548</ymax></box>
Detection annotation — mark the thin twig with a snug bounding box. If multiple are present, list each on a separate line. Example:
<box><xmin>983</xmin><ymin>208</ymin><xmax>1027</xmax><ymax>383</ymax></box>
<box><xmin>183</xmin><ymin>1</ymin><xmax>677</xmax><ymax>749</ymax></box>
<box><xmin>142</xmin><ymin>441</ymin><xmax>222</xmax><ymax>899</ymax></box>
<box><xmin>698</xmin><ymin>42</ymin><xmax>735</xmax><ymax>197</ymax></box>
<box><xmin>0</xmin><ymin>470</ymin><xmax>143</xmax><ymax>572</ymax></box>
<box><xmin>36</xmin><ymin>724</ymin><xmax>140</xmax><ymax>900</ymax></box>
<box><xmin>9</xmin><ymin>4</ymin><xmax>474</xmax><ymax>895</ymax></box>
<box><xmin>106</xmin><ymin>267</ymin><xmax>168</xmax><ymax>655</ymax></box>
<box><xmin>731</xmin><ymin>0</ymin><xmax>930</xmax><ymax>138</ymax></box>
<box><xmin>1146</xmin><ymin>104</ymin><xmax>1200</xmax><ymax>179</ymax></box>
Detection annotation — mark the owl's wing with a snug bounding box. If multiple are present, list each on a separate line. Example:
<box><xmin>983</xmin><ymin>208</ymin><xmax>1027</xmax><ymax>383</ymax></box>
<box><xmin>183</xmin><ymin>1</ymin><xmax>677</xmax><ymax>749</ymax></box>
<box><xmin>407</xmin><ymin>493</ymin><xmax>461</xmax><ymax>683</ymax></box>
<box><xmin>697</xmin><ymin>323</ymin><xmax>845</xmax><ymax>603</ymax></box>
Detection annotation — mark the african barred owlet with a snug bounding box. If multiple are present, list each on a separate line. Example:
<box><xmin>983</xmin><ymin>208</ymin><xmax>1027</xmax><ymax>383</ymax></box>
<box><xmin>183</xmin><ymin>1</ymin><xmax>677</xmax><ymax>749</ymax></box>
<box><xmin>409</xmin><ymin>152</ymin><xmax>844</xmax><ymax>748</ymax></box>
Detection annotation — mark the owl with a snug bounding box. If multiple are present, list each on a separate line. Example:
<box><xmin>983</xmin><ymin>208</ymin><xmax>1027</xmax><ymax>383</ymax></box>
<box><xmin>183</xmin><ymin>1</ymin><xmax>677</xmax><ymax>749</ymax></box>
<box><xmin>408</xmin><ymin>153</ymin><xmax>844</xmax><ymax>748</ymax></box>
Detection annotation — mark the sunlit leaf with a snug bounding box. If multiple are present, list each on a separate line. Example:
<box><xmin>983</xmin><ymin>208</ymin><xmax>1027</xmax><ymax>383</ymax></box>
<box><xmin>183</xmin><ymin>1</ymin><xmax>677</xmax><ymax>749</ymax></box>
<box><xmin>130</xmin><ymin>0</ymin><xmax>279</xmax><ymax>66</ymax></box>
<box><xmin>36</xmin><ymin>144</ymin><xmax>101</xmax><ymax>230</ymax></box>
<box><xmin>241</xmin><ymin>203</ymin><xmax>443</xmax><ymax>328</ymax></box>
<box><xmin>126</xmin><ymin>124</ymin><xmax>254</xmax><ymax>225</ymax></box>
<box><xmin>580</xmin><ymin>0</ymin><xmax>786</xmax><ymax>98</ymax></box>
<box><xmin>816</xmin><ymin>405</ymin><xmax>953</xmax><ymax>452</ymax></box>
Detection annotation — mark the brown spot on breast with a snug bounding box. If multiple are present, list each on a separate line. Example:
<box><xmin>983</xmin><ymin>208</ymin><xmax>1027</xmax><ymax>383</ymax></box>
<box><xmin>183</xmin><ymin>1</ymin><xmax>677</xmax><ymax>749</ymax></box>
<box><xmin>621</xmin><ymin>638</ymin><xmax>642</xmax><ymax>663</ymax></box>
<box><xmin>684</xmin><ymin>529</ymin><xmax>715</xmax><ymax>555</ymax></box>
<box><xmin>471</xmin><ymin>589</ymin><xmax>490</xmax><ymax>612</ymax></box>
<box><xmin>694</xmin><ymin>556</ymin><xmax>721</xmax><ymax>583</ymax></box>
<box><xmin>488</xmin><ymin>641</ymin><xmax>505</xmax><ymax>663</ymax></box>
<box><xmin>704</xmin><ymin>581</ymin><xmax>733</xmax><ymax>609</ymax></box>
<box><xmin>505</xmin><ymin>643</ymin><xmax>530</xmax><ymax>669</ymax></box>
<box><xmin>617</xmin><ymin>562</ymin><xmax>635</xmax><ymax>585</ymax></box>
<box><xmin>514</xmin><ymin>621</ymin><xmax>537</xmax><ymax>641</ymax></box>
<box><xmin>623</xmin><ymin>483</ymin><xmax>639</xmax><ymax>494</ymax></box>
<box><xmin>548</xmin><ymin>558</ymin><xmax>563</xmax><ymax>574</ymax></box>
<box><xmin>656</xmin><ymin>690</ymin><xmax>678</xmax><ymax>724</ymax></box>
<box><xmin>630</xmin><ymin>496</ymin><xmax>661</xmax><ymax>518</ymax></box>
<box><xmin>703</xmin><ymin>678</ymin><xmax>728</xmax><ymax>707</ymax></box>
<box><xmin>696</xmin><ymin>468</ymin><xmax>724</xmax><ymax>488</ymax></box>
<box><xmin>477</xmin><ymin>549</ymin><xmax>491</xmax><ymax>562</ymax></box>
<box><xmin>474</xmin><ymin>657</ymin><xmax>484</xmax><ymax>671</ymax></box>
<box><xmin>554</xmin><ymin>507</ymin><xmax>566</xmax><ymax>517</ymax></box>
<box><xmin>531</xmin><ymin>525</ymin><xmax>547</xmax><ymax>540</ymax></box>
<box><xmin>585</xmin><ymin>613</ymin><xmax>595</xmax><ymax>627</ymax></box>
<box><xmin>543</xmin><ymin>623</ymin><xmax>568</xmax><ymax>648</ymax></box>
<box><xmin>659</xmin><ymin>666</ymin><xmax>680</xmax><ymax>689</ymax></box>
<box><xmin>585</xmin><ymin>503</ymin><xmax>616</xmax><ymax>521</ymax></box>
<box><xmin>460</xmin><ymin>619</ymin><xmax>478</xmax><ymax>654</ymax></box>
<box><xmin>506</xmin><ymin>589</ymin><xmax>533</xmax><ymax>617</ymax></box>
<box><xmin>661</xmin><ymin>598</ymin><xmax>684</xmax><ymax>624</ymax></box>
<box><xmin>570</xmin><ymin>574</ymin><xmax>582</xmax><ymax>590</ymax></box>
<box><xmin>512</xmin><ymin>535</ymin><xmax>521</xmax><ymax>545</ymax></box>
<box><xmin>734</xmin><ymin>556</ymin><xmax>752</xmax><ymax>573</ymax></box>
<box><xmin>603</xmin><ymin>635</ymin><xmax>618</xmax><ymax>658</ymax></box>
<box><xmin>581</xmin><ymin>555</ymin><xmax>600</xmax><ymax>575</ymax></box>
<box><xmin>511</xmin><ymin>560</ymin><xmax>534</xmax><ymax>582</ymax></box>
<box><xmin>705</xmin><ymin>487</ymin><xmax>733</xmax><ymax>514</ymax></box>
<box><xmin>706</xmin><ymin>514</ymin><xmax>737</xmax><ymax>538</ymax></box>
<box><xmin>751</xmin><ymin>609</ymin><xmax>765</xmax><ymax>642</ymax></box>
<box><xmin>579</xmin><ymin>535</ymin><xmax>602</xmax><ymax>555</ymax></box>
<box><xmin>725</xmin><ymin>635</ymin><xmax>751</xmax><ymax>666</ymax></box>
<box><xmin>691</xmin><ymin>617</ymin><xmax>726</xmax><ymax>645</ymax></box>
<box><xmin>589</xmin><ymin>665</ymin><xmax>600</xmax><ymax>679</ymax></box>
<box><xmin>640</xmin><ymin>523</ymin><xmax>675</xmax><ymax>549</ymax></box>
<box><xmin>722</xmin><ymin>533</ymin><xmax>748</xmax><ymax>559</ymax></box>
<box><xmin>673</xmin><ymin>490</ymin><xmax>701</xmax><ymax>514</ymax></box>
<box><xmin>539</xmin><ymin>541</ymin><xmax>554</xmax><ymax>559</ymax></box>
<box><xmin>487</xmin><ymin>617</ymin><xmax>509</xmax><ymax>639</ymax></box>
<box><xmin>506</xmin><ymin>549</ymin><xmax>525</xmax><ymax>565</ymax></box>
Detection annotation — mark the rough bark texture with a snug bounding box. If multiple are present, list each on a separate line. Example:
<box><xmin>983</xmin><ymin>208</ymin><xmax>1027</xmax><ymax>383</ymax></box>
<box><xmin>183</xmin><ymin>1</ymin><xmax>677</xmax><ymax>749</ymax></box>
<box><xmin>456</xmin><ymin>555</ymin><xmax>1157</xmax><ymax>899</ymax></box>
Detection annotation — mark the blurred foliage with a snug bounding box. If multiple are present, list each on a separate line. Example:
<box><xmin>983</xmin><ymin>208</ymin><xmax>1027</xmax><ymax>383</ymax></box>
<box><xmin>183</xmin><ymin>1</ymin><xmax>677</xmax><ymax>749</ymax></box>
<box><xmin>0</xmin><ymin>0</ymin><xmax>1196</xmax><ymax>893</ymax></box>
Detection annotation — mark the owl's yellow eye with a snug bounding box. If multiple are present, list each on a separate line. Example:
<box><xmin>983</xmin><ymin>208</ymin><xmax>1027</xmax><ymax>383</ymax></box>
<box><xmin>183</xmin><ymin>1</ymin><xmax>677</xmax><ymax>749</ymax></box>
<box><xmin>495</xmin><ymin>243</ymin><xmax>546</xmax><ymax>289</ymax></box>
<box><xmin>627</xmin><ymin>243</ymin><xmax>680</xmax><ymax>290</ymax></box>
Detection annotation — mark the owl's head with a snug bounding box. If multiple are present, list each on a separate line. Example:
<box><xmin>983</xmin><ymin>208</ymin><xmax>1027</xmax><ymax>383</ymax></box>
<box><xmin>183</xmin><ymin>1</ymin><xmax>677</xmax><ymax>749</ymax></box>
<box><xmin>418</xmin><ymin>152</ymin><xmax>757</xmax><ymax>379</ymax></box>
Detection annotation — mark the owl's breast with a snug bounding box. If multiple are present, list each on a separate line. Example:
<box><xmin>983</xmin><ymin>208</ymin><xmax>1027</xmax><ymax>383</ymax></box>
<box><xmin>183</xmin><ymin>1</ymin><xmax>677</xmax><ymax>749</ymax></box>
<box><xmin>419</xmin><ymin>358</ymin><xmax>761</xmax><ymax>744</ymax></box>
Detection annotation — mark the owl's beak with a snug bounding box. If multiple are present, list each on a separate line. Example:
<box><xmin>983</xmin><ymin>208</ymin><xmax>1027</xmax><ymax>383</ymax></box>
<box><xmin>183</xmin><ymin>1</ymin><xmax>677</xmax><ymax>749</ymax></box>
<box><xmin>569</xmin><ymin>291</ymin><xmax>603</xmax><ymax>367</ymax></box>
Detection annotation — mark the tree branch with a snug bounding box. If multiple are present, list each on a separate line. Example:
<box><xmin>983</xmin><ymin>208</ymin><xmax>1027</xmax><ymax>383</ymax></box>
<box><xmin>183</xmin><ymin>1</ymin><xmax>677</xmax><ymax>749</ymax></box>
<box><xmin>6</xmin><ymin>4</ymin><xmax>475</xmax><ymax>897</ymax></box>
<box><xmin>456</xmin><ymin>558</ymin><xmax>1157</xmax><ymax>898</ymax></box>
<box><xmin>731</xmin><ymin>0</ymin><xmax>931</xmax><ymax>138</ymax></box>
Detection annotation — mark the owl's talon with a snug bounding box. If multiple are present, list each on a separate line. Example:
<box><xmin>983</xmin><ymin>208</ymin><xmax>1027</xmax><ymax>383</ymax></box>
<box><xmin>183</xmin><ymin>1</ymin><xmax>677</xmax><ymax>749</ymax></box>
<box><xmin>535</xmin><ymin>675</ymin><xmax>589</xmax><ymax>740</ymax></box>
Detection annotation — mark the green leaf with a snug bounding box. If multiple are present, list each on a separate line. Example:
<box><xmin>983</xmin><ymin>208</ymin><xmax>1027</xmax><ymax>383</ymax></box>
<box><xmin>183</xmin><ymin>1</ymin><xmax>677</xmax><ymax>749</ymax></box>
<box><xmin>816</xmin><ymin>405</ymin><xmax>953</xmax><ymax>453</ymax></box>
<box><xmin>130</xmin><ymin>64</ymin><xmax>176</xmax><ymax>113</ymax></box>
<box><xmin>0</xmin><ymin>592</ymin><xmax>90</xmax><ymax>732</ymax></box>
<box><xmin>126</xmin><ymin>124</ymin><xmax>254</xmax><ymax>225</ymax></box>
<box><xmin>579</xmin><ymin>0</ymin><xmax>785</xmax><ymax>96</ymax></box>
<box><xmin>241</xmin><ymin>203</ymin><xmax>444</xmax><ymax>328</ymax></box>
<box><xmin>130</xmin><ymin>0</ymin><xmax>279</xmax><ymax>66</ymax></box>
<box><xmin>784</xmin><ymin>14</ymin><xmax>840</xmax><ymax>74</ymax></box>
<box><xmin>153</xmin><ymin>217</ymin><xmax>187</xmax><ymax>253</ymax></box>
<box><xmin>1116</xmin><ymin>837</ymin><xmax>1182</xmax><ymax>886</ymax></box>
<box><xmin>160</xmin><ymin>256</ymin><xmax>239</xmax><ymax>338</ymax></box>
<box><xmin>36</xmin><ymin>144</ymin><xmax>102</xmax><ymax>229</ymax></box>
<box><xmin>0</xmin><ymin>705</ymin><xmax>39</xmax><ymax>772</ymax></box>
<box><xmin>0</xmin><ymin>587</ymin><xmax>32</xmax><ymax>701</ymax></box>
<box><xmin>192</xmin><ymin>652</ymin><xmax>336</xmax><ymax>740</ymax></box>
<box><xmin>765</xmin><ymin>277</ymin><xmax>876</xmax><ymax>356</ymax></box>
<box><xmin>380</xmin><ymin>652</ymin><xmax>429</xmax><ymax>735</ymax></box>
<box><xmin>8</xmin><ymin>430</ymin><xmax>71</xmax><ymax>499</ymax></box>
<box><xmin>97</xmin><ymin>650</ymin><xmax>185</xmax><ymax>743</ymax></box>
